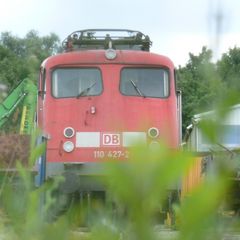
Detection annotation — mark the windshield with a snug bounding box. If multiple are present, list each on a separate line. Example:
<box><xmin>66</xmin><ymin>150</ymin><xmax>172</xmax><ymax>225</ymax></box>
<box><xmin>52</xmin><ymin>68</ymin><xmax>102</xmax><ymax>98</ymax></box>
<box><xmin>120</xmin><ymin>68</ymin><xmax>169</xmax><ymax>98</ymax></box>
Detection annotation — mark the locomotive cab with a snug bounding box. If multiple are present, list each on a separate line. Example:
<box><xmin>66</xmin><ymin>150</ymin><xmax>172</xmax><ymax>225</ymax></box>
<box><xmin>37</xmin><ymin>29</ymin><xmax>180</xmax><ymax>190</ymax></box>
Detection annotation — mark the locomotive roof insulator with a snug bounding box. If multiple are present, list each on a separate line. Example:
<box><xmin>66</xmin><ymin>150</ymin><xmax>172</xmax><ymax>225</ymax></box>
<box><xmin>108</xmin><ymin>40</ymin><xmax>113</xmax><ymax>49</ymax></box>
<box><xmin>62</xmin><ymin>29</ymin><xmax>152</xmax><ymax>52</ymax></box>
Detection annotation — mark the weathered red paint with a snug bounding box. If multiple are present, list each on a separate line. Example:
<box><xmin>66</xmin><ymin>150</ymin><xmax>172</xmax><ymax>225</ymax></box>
<box><xmin>37</xmin><ymin>49</ymin><xmax>179</xmax><ymax>163</ymax></box>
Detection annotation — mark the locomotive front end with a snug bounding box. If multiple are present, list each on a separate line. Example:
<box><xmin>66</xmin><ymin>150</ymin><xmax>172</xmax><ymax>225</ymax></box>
<box><xmin>37</xmin><ymin>29</ymin><xmax>180</xmax><ymax>191</ymax></box>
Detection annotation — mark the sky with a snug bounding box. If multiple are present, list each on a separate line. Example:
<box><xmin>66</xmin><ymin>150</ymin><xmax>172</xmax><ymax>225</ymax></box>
<box><xmin>1</xmin><ymin>0</ymin><xmax>240</xmax><ymax>66</ymax></box>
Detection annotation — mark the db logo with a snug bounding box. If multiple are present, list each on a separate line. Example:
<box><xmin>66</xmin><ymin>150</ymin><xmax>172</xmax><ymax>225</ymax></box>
<box><xmin>102</xmin><ymin>133</ymin><xmax>121</xmax><ymax>146</ymax></box>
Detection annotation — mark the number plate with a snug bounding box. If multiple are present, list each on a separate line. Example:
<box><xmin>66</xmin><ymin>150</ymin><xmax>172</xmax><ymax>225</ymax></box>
<box><xmin>93</xmin><ymin>150</ymin><xmax>129</xmax><ymax>159</ymax></box>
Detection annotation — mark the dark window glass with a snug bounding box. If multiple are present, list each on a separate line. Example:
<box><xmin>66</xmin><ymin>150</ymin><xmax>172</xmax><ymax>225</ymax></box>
<box><xmin>120</xmin><ymin>68</ymin><xmax>169</xmax><ymax>98</ymax></box>
<box><xmin>52</xmin><ymin>68</ymin><xmax>102</xmax><ymax>98</ymax></box>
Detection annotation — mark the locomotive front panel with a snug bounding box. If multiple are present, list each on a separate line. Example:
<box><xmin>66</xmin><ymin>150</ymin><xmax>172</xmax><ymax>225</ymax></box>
<box><xmin>41</xmin><ymin>63</ymin><xmax>178</xmax><ymax>164</ymax></box>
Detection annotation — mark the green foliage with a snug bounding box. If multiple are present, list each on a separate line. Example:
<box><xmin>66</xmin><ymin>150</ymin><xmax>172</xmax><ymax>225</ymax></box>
<box><xmin>98</xmin><ymin>145</ymin><xmax>193</xmax><ymax>240</ymax></box>
<box><xmin>217</xmin><ymin>47</ymin><xmax>240</xmax><ymax>91</ymax></box>
<box><xmin>179</xmin><ymin>174</ymin><xmax>228</xmax><ymax>240</ymax></box>
<box><xmin>0</xmin><ymin>131</ymin><xmax>238</xmax><ymax>239</ymax></box>
<box><xmin>0</xmin><ymin>131</ymin><xmax>73</xmax><ymax>240</ymax></box>
<box><xmin>0</xmin><ymin>44</ymin><xmax>25</xmax><ymax>87</ymax></box>
<box><xmin>0</xmin><ymin>30</ymin><xmax>60</xmax><ymax>89</ymax></box>
<box><xmin>177</xmin><ymin>45</ymin><xmax>240</xmax><ymax>134</ymax></box>
<box><xmin>177</xmin><ymin>46</ymin><xmax>225</xmax><ymax>132</ymax></box>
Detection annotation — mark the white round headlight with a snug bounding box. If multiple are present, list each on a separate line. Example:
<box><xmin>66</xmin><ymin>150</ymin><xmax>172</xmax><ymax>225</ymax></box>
<box><xmin>64</xmin><ymin>127</ymin><xmax>75</xmax><ymax>138</ymax></box>
<box><xmin>105</xmin><ymin>49</ymin><xmax>117</xmax><ymax>60</ymax></box>
<box><xmin>63</xmin><ymin>141</ymin><xmax>74</xmax><ymax>152</ymax></box>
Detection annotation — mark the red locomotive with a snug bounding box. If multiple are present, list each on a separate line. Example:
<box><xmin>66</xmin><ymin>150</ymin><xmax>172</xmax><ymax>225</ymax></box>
<box><xmin>36</xmin><ymin>29</ymin><xmax>181</xmax><ymax>189</ymax></box>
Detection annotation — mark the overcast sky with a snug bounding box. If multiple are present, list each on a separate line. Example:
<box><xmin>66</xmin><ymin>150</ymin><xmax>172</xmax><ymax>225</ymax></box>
<box><xmin>1</xmin><ymin>0</ymin><xmax>240</xmax><ymax>66</ymax></box>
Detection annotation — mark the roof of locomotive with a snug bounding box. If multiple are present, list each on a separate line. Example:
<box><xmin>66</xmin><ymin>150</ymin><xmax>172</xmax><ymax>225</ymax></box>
<box><xmin>62</xmin><ymin>29</ymin><xmax>152</xmax><ymax>52</ymax></box>
<box><xmin>42</xmin><ymin>49</ymin><xmax>175</xmax><ymax>69</ymax></box>
<box><xmin>41</xmin><ymin>29</ymin><xmax>175</xmax><ymax>69</ymax></box>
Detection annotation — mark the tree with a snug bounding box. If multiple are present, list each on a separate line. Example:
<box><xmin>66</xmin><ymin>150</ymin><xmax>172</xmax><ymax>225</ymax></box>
<box><xmin>23</xmin><ymin>30</ymin><xmax>60</xmax><ymax>79</ymax></box>
<box><xmin>217</xmin><ymin>46</ymin><xmax>240</xmax><ymax>91</ymax></box>
<box><xmin>0</xmin><ymin>32</ymin><xmax>25</xmax><ymax>57</ymax></box>
<box><xmin>177</xmin><ymin>47</ymin><xmax>224</xmax><ymax>132</ymax></box>
<box><xmin>0</xmin><ymin>44</ymin><xmax>25</xmax><ymax>87</ymax></box>
<box><xmin>0</xmin><ymin>30</ymin><xmax>61</xmax><ymax>88</ymax></box>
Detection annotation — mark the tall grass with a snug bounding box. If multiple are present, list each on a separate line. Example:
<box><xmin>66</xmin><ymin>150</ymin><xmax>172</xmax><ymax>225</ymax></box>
<box><xmin>0</xmin><ymin>133</ymin><xmax>238</xmax><ymax>239</ymax></box>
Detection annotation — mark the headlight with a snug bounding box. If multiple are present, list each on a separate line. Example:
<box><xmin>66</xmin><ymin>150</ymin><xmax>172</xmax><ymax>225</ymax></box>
<box><xmin>63</xmin><ymin>141</ymin><xmax>74</xmax><ymax>152</ymax></box>
<box><xmin>149</xmin><ymin>141</ymin><xmax>160</xmax><ymax>149</ymax></box>
<box><xmin>105</xmin><ymin>48</ymin><xmax>117</xmax><ymax>60</ymax></box>
<box><xmin>64</xmin><ymin>127</ymin><xmax>75</xmax><ymax>138</ymax></box>
<box><xmin>148</xmin><ymin>127</ymin><xmax>159</xmax><ymax>139</ymax></box>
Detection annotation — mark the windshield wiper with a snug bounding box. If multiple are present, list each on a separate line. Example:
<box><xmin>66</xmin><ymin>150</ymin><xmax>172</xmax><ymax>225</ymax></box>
<box><xmin>130</xmin><ymin>80</ymin><xmax>145</xmax><ymax>98</ymax></box>
<box><xmin>76</xmin><ymin>82</ymin><xmax>96</xmax><ymax>98</ymax></box>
